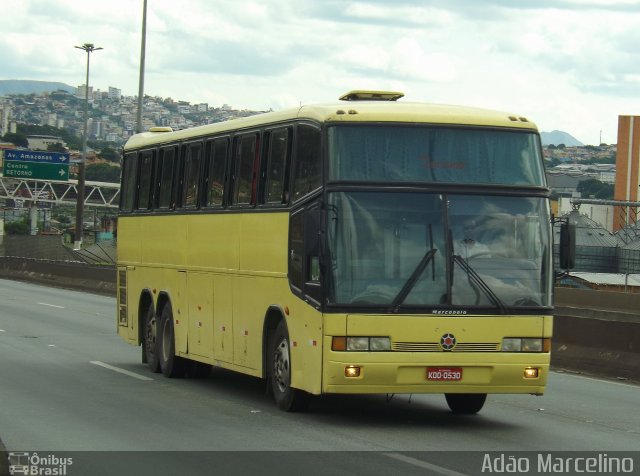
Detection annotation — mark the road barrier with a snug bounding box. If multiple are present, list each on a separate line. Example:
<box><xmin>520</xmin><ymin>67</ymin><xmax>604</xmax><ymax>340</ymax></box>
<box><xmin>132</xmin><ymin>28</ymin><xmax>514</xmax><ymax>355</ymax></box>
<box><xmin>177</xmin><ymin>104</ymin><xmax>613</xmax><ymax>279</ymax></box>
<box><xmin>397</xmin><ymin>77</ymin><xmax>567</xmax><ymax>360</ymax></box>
<box><xmin>0</xmin><ymin>257</ymin><xmax>115</xmax><ymax>295</ymax></box>
<box><xmin>0</xmin><ymin>258</ymin><xmax>637</xmax><ymax>382</ymax></box>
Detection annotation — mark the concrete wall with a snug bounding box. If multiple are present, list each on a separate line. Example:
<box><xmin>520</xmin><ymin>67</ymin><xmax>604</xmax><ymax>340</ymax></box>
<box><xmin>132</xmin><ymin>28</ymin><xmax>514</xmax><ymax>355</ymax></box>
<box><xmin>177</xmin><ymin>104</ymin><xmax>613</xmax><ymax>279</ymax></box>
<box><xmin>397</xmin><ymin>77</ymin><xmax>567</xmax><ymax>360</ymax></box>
<box><xmin>0</xmin><ymin>258</ymin><xmax>638</xmax><ymax>382</ymax></box>
<box><xmin>553</xmin><ymin>287</ymin><xmax>640</xmax><ymax>381</ymax></box>
<box><xmin>0</xmin><ymin>257</ymin><xmax>115</xmax><ymax>295</ymax></box>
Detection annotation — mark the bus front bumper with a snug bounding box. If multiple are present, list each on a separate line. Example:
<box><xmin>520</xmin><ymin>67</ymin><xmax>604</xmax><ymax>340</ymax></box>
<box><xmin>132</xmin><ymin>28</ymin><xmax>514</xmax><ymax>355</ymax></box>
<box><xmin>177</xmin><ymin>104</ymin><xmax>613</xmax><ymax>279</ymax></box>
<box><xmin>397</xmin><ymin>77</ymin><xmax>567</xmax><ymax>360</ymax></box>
<box><xmin>323</xmin><ymin>350</ymin><xmax>549</xmax><ymax>395</ymax></box>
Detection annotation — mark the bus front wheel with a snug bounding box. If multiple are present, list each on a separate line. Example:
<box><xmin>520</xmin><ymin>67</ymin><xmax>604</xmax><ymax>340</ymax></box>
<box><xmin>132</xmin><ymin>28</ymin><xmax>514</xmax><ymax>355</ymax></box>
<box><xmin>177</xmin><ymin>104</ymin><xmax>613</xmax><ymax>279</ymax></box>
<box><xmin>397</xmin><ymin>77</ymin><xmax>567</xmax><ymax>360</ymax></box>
<box><xmin>158</xmin><ymin>305</ymin><xmax>188</xmax><ymax>378</ymax></box>
<box><xmin>269</xmin><ymin>321</ymin><xmax>310</xmax><ymax>412</ymax></box>
<box><xmin>445</xmin><ymin>393</ymin><xmax>487</xmax><ymax>414</ymax></box>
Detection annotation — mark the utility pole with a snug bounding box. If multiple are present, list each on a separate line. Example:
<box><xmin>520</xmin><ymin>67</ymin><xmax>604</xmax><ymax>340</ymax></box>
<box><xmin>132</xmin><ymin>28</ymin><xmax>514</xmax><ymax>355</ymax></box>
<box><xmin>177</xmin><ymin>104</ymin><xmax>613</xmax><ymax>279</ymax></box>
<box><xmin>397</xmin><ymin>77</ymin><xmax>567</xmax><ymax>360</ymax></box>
<box><xmin>74</xmin><ymin>43</ymin><xmax>103</xmax><ymax>250</ymax></box>
<box><xmin>136</xmin><ymin>0</ymin><xmax>148</xmax><ymax>134</ymax></box>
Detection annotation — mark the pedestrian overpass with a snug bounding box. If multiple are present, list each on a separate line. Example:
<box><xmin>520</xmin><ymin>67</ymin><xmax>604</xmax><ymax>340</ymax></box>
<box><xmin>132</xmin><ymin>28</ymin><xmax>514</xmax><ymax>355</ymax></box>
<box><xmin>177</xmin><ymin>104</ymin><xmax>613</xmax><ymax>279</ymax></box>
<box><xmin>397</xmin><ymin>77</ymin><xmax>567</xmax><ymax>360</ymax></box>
<box><xmin>0</xmin><ymin>176</ymin><xmax>120</xmax><ymax>209</ymax></box>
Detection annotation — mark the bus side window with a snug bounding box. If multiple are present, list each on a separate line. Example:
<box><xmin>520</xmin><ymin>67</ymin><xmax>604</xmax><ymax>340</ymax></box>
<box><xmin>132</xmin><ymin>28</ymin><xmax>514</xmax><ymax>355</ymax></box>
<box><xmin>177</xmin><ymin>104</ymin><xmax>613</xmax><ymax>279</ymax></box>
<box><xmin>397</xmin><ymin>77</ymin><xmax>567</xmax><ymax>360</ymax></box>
<box><xmin>156</xmin><ymin>147</ymin><xmax>176</xmax><ymax>209</ymax></box>
<box><xmin>205</xmin><ymin>138</ymin><xmax>228</xmax><ymax>207</ymax></box>
<box><xmin>265</xmin><ymin>127</ymin><xmax>291</xmax><ymax>205</ymax></box>
<box><xmin>182</xmin><ymin>142</ymin><xmax>202</xmax><ymax>208</ymax></box>
<box><xmin>233</xmin><ymin>133</ymin><xmax>259</xmax><ymax>206</ymax></box>
<box><xmin>136</xmin><ymin>150</ymin><xmax>154</xmax><ymax>210</ymax></box>
<box><xmin>292</xmin><ymin>125</ymin><xmax>321</xmax><ymax>202</ymax></box>
<box><xmin>120</xmin><ymin>152</ymin><xmax>138</xmax><ymax>212</ymax></box>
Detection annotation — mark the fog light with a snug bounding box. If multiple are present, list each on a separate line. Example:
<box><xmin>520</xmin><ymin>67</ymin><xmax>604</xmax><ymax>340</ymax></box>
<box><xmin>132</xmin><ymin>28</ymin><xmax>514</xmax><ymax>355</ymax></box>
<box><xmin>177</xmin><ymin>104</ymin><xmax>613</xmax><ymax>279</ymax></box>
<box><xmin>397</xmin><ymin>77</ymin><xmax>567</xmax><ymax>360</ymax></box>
<box><xmin>524</xmin><ymin>367</ymin><xmax>539</xmax><ymax>379</ymax></box>
<box><xmin>345</xmin><ymin>366</ymin><xmax>361</xmax><ymax>378</ymax></box>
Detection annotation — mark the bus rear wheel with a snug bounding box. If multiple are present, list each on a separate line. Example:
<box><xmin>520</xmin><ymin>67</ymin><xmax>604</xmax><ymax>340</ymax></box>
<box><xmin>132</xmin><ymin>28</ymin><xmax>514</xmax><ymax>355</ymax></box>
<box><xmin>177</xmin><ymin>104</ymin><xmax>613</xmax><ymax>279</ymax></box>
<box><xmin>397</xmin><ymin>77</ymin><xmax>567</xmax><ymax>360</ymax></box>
<box><xmin>269</xmin><ymin>321</ymin><xmax>310</xmax><ymax>412</ymax></box>
<box><xmin>142</xmin><ymin>305</ymin><xmax>161</xmax><ymax>373</ymax></box>
<box><xmin>445</xmin><ymin>393</ymin><xmax>487</xmax><ymax>414</ymax></box>
<box><xmin>158</xmin><ymin>304</ymin><xmax>188</xmax><ymax>378</ymax></box>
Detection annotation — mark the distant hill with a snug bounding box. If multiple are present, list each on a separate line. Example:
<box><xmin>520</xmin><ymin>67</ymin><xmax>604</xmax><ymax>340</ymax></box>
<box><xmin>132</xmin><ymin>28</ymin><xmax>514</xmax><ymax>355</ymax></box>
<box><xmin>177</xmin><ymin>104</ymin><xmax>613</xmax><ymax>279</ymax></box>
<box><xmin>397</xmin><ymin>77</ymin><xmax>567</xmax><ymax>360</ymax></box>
<box><xmin>0</xmin><ymin>80</ymin><xmax>75</xmax><ymax>96</ymax></box>
<box><xmin>540</xmin><ymin>130</ymin><xmax>583</xmax><ymax>147</ymax></box>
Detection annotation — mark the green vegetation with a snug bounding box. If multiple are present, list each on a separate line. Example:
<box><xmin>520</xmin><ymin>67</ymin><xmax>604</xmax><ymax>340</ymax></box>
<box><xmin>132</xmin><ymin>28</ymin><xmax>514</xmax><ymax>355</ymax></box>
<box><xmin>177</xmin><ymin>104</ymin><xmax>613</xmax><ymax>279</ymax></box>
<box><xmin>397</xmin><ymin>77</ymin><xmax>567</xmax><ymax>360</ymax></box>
<box><xmin>85</xmin><ymin>163</ymin><xmax>121</xmax><ymax>183</ymax></box>
<box><xmin>577</xmin><ymin>178</ymin><xmax>614</xmax><ymax>200</ymax></box>
<box><xmin>4</xmin><ymin>218</ymin><xmax>30</xmax><ymax>235</ymax></box>
<box><xmin>17</xmin><ymin>124</ymin><xmax>81</xmax><ymax>150</ymax></box>
<box><xmin>1</xmin><ymin>132</ymin><xmax>28</xmax><ymax>147</ymax></box>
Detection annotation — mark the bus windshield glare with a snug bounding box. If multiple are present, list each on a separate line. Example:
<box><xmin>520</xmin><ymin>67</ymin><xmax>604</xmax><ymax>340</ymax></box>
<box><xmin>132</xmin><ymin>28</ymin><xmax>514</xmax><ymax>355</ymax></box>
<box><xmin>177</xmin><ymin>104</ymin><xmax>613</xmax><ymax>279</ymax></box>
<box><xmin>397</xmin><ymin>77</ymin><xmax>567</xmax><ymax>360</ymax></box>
<box><xmin>326</xmin><ymin>192</ymin><xmax>552</xmax><ymax>310</ymax></box>
<box><xmin>328</xmin><ymin>125</ymin><xmax>545</xmax><ymax>186</ymax></box>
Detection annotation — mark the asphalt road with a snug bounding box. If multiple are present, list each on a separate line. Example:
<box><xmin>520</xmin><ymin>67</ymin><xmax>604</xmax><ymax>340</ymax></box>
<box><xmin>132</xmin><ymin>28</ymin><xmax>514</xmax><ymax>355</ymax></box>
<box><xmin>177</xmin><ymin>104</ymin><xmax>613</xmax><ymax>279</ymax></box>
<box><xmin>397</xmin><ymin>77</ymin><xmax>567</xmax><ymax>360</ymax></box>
<box><xmin>1</xmin><ymin>278</ymin><xmax>639</xmax><ymax>476</ymax></box>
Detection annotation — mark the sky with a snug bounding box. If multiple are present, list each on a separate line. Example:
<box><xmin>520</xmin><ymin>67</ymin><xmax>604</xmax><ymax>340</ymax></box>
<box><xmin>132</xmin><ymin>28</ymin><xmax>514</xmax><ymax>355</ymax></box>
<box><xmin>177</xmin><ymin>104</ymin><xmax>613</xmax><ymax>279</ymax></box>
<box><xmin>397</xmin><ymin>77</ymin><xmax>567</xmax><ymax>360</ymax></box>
<box><xmin>1</xmin><ymin>0</ymin><xmax>640</xmax><ymax>145</ymax></box>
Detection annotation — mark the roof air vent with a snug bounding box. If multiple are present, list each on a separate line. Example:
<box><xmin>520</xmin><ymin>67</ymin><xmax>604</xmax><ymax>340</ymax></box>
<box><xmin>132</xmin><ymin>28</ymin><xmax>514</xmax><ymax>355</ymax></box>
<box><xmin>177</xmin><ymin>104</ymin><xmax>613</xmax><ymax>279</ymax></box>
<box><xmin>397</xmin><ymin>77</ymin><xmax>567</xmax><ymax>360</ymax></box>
<box><xmin>339</xmin><ymin>90</ymin><xmax>404</xmax><ymax>101</ymax></box>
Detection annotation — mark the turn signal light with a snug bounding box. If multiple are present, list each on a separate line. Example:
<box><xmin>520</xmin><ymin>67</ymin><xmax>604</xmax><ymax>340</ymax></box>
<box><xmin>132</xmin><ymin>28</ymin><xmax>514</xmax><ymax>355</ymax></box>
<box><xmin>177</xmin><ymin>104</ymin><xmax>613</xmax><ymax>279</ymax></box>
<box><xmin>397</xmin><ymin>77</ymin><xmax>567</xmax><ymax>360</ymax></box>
<box><xmin>524</xmin><ymin>367</ymin><xmax>539</xmax><ymax>379</ymax></box>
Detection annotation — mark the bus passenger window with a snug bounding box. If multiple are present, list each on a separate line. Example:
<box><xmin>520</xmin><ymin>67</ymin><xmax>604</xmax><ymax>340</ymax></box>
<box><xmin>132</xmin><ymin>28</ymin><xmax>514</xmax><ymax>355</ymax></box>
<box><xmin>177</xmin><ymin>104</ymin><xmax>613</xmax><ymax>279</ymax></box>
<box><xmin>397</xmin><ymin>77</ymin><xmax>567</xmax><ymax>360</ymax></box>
<box><xmin>137</xmin><ymin>151</ymin><xmax>154</xmax><ymax>210</ymax></box>
<box><xmin>156</xmin><ymin>148</ymin><xmax>176</xmax><ymax>209</ymax></box>
<box><xmin>234</xmin><ymin>134</ymin><xmax>259</xmax><ymax>205</ymax></box>
<box><xmin>293</xmin><ymin>125</ymin><xmax>321</xmax><ymax>202</ymax></box>
<box><xmin>206</xmin><ymin>139</ymin><xmax>228</xmax><ymax>207</ymax></box>
<box><xmin>265</xmin><ymin>128</ymin><xmax>291</xmax><ymax>204</ymax></box>
<box><xmin>120</xmin><ymin>153</ymin><xmax>138</xmax><ymax>212</ymax></box>
<box><xmin>183</xmin><ymin>142</ymin><xmax>202</xmax><ymax>208</ymax></box>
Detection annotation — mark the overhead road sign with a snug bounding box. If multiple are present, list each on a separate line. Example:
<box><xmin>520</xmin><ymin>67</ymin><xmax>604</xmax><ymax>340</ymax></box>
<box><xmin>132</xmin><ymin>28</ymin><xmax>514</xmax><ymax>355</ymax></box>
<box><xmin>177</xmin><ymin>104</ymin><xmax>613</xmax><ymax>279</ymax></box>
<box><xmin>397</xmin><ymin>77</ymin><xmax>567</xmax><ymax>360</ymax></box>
<box><xmin>4</xmin><ymin>149</ymin><xmax>70</xmax><ymax>164</ymax></box>
<box><xmin>2</xmin><ymin>148</ymin><xmax>70</xmax><ymax>181</ymax></box>
<box><xmin>3</xmin><ymin>160</ymin><xmax>70</xmax><ymax>181</ymax></box>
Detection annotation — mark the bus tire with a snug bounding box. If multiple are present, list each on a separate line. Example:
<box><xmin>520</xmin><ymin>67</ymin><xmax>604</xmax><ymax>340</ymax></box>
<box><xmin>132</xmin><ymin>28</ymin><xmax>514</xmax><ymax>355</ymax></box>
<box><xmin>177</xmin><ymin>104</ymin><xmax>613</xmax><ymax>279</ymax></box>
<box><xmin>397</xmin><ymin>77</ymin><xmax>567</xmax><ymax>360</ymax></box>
<box><xmin>142</xmin><ymin>305</ymin><xmax>161</xmax><ymax>373</ymax></box>
<box><xmin>445</xmin><ymin>393</ymin><xmax>487</xmax><ymax>414</ymax></box>
<box><xmin>269</xmin><ymin>321</ymin><xmax>310</xmax><ymax>412</ymax></box>
<box><xmin>158</xmin><ymin>304</ymin><xmax>187</xmax><ymax>378</ymax></box>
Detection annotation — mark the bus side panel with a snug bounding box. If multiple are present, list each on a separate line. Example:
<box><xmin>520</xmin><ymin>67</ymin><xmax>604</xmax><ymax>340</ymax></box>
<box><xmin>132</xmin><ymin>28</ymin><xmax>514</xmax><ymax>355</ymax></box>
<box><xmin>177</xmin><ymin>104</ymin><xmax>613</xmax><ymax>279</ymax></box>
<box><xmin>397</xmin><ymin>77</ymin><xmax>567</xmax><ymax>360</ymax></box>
<box><xmin>117</xmin><ymin>216</ymin><xmax>141</xmax><ymax>265</ymax></box>
<box><xmin>171</xmin><ymin>269</ymin><xmax>188</xmax><ymax>354</ymax></box>
<box><xmin>213</xmin><ymin>274</ymin><xmax>234</xmax><ymax>363</ymax></box>
<box><xmin>144</xmin><ymin>215</ymin><xmax>187</xmax><ymax>268</ymax></box>
<box><xmin>234</xmin><ymin>276</ymin><xmax>262</xmax><ymax>369</ymax></box>
<box><xmin>286</xmin><ymin>296</ymin><xmax>324</xmax><ymax>395</ymax></box>
<box><xmin>239</xmin><ymin>213</ymin><xmax>288</xmax><ymax>274</ymax></box>
<box><xmin>187</xmin><ymin>272</ymin><xmax>214</xmax><ymax>359</ymax></box>
<box><xmin>187</xmin><ymin>214</ymin><xmax>239</xmax><ymax>270</ymax></box>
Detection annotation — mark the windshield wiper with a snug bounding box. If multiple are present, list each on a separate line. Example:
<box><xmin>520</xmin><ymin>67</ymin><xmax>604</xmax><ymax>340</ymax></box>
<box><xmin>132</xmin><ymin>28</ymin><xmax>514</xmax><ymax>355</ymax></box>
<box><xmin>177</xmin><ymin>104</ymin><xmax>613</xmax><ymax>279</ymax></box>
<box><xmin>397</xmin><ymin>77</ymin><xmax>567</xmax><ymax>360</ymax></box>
<box><xmin>391</xmin><ymin>248</ymin><xmax>437</xmax><ymax>312</ymax></box>
<box><xmin>452</xmin><ymin>255</ymin><xmax>506</xmax><ymax>314</ymax></box>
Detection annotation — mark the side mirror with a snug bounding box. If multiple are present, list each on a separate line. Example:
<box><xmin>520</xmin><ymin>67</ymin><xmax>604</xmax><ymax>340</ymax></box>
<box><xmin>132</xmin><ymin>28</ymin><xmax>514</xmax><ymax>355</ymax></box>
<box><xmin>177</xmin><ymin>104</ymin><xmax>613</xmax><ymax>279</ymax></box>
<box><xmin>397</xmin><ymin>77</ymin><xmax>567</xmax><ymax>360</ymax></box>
<box><xmin>559</xmin><ymin>223</ymin><xmax>575</xmax><ymax>269</ymax></box>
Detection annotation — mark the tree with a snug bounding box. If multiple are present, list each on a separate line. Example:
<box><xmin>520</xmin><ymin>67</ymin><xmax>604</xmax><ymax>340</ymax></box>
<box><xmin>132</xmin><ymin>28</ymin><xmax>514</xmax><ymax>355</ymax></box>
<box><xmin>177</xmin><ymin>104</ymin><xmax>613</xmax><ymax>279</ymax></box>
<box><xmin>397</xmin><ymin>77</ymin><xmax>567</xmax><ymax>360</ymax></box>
<box><xmin>98</xmin><ymin>147</ymin><xmax>119</xmax><ymax>162</ymax></box>
<box><xmin>5</xmin><ymin>218</ymin><xmax>30</xmax><ymax>235</ymax></box>
<box><xmin>85</xmin><ymin>163</ymin><xmax>121</xmax><ymax>183</ymax></box>
<box><xmin>2</xmin><ymin>132</ymin><xmax>28</xmax><ymax>147</ymax></box>
<box><xmin>577</xmin><ymin>178</ymin><xmax>614</xmax><ymax>200</ymax></box>
<box><xmin>47</xmin><ymin>143</ymin><xmax>67</xmax><ymax>153</ymax></box>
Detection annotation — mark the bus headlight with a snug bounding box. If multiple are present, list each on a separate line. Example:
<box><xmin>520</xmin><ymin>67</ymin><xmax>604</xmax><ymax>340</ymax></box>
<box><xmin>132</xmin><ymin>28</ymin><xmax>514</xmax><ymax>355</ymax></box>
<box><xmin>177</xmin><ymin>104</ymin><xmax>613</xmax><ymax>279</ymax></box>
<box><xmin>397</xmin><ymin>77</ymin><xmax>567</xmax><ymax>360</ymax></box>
<box><xmin>332</xmin><ymin>337</ymin><xmax>391</xmax><ymax>351</ymax></box>
<box><xmin>369</xmin><ymin>337</ymin><xmax>391</xmax><ymax>351</ymax></box>
<box><xmin>502</xmin><ymin>338</ymin><xmax>549</xmax><ymax>352</ymax></box>
<box><xmin>347</xmin><ymin>337</ymin><xmax>370</xmax><ymax>351</ymax></box>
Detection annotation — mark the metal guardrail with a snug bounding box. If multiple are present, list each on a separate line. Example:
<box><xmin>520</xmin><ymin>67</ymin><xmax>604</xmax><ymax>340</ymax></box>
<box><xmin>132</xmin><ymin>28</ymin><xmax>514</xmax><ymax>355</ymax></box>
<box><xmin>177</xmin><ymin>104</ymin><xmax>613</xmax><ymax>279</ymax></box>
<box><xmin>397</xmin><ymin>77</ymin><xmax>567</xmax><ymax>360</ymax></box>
<box><xmin>0</xmin><ymin>176</ymin><xmax>120</xmax><ymax>208</ymax></box>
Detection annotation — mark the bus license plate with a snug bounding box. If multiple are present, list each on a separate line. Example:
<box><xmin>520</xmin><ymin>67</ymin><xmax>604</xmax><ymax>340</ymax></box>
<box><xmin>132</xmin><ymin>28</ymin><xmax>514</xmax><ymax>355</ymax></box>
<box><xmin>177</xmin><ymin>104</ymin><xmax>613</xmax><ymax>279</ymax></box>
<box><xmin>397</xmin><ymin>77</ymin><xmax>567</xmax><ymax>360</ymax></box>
<box><xmin>427</xmin><ymin>367</ymin><xmax>463</xmax><ymax>381</ymax></box>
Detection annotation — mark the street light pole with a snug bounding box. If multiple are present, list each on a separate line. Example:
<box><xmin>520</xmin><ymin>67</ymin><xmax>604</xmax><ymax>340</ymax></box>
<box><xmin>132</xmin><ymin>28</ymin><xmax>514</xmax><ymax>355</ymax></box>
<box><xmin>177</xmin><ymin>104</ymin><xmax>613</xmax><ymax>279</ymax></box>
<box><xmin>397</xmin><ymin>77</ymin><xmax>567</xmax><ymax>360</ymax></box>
<box><xmin>74</xmin><ymin>43</ymin><xmax>102</xmax><ymax>250</ymax></box>
<box><xmin>136</xmin><ymin>0</ymin><xmax>147</xmax><ymax>133</ymax></box>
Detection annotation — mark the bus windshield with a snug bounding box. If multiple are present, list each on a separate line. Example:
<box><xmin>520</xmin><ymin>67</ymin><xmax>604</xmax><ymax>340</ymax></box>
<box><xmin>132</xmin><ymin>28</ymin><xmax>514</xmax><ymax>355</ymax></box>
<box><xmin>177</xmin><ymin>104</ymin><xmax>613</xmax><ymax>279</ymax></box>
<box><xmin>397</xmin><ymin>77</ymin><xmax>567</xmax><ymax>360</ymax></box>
<box><xmin>326</xmin><ymin>192</ymin><xmax>552</xmax><ymax>311</ymax></box>
<box><xmin>328</xmin><ymin>125</ymin><xmax>545</xmax><ymax>186</ymax></box>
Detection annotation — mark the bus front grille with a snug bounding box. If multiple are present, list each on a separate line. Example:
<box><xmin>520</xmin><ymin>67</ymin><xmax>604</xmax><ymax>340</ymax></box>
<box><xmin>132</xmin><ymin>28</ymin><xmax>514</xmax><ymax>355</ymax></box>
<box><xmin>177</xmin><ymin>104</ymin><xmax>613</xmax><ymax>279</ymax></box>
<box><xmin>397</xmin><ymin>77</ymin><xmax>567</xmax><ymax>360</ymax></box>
<box><xmin>392</xmin><ymin>342</ymin><xmax>499</xmax><ymax>352</ymax></box>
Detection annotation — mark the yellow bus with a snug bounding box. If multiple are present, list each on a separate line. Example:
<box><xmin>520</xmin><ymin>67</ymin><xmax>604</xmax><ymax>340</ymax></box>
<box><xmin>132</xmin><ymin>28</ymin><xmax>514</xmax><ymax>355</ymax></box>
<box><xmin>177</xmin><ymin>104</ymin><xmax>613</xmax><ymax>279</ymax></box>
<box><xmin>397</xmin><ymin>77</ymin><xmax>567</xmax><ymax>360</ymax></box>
<box><xmin>117</xmin><ymin>91</ymin><xmax>553</xmax><ymax>413</ymax></box>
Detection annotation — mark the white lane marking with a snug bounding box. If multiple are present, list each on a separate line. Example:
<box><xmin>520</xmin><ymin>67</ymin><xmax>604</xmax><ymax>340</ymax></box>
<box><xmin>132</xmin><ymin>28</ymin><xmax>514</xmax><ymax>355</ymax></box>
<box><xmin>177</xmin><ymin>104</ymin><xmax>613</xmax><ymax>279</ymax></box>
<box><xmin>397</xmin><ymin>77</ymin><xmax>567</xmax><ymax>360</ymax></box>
<box><xmin>90</xmin><ymin>361</ymin><xmax>153</xmax><ymax>381</ymax></box>
<box><xmin>0</xmin><ymin>329</ymin><xmax>5</xmax><ymax>332</ymax></box>
<box><xmin>383</xmin><ymin>453</ymin><xmax>470</xmax><ymax>476</ymax></box>
<box><xmin>38</xmin><ymin>302</ymin><xmax>65</xmax><ymax>309</ymax></box>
